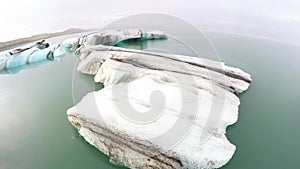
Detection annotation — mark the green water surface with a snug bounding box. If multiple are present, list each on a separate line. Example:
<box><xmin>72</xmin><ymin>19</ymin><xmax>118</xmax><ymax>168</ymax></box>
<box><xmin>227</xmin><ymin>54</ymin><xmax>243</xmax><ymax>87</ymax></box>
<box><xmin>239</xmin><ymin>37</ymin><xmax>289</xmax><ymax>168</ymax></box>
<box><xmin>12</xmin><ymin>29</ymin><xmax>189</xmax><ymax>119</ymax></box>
<box><xmin>0</xmin><ymin>31</ymin><xmax>299</xmax><ymax>169</ymax></box>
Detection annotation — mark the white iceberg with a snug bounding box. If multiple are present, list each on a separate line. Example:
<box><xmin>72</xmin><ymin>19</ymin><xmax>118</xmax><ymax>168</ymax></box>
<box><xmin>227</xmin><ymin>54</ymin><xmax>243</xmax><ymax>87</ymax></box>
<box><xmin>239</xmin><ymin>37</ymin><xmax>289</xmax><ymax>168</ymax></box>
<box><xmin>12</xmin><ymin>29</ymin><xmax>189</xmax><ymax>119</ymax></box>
<box><xmin>67</xmin><ymin>43</ymin><xmax>252</xmax><ymax>168</ymax></box>
<box><xmin>63</xmin><ymin>29</ymin><xmax>167</xmax><ymax>52</ymax></box>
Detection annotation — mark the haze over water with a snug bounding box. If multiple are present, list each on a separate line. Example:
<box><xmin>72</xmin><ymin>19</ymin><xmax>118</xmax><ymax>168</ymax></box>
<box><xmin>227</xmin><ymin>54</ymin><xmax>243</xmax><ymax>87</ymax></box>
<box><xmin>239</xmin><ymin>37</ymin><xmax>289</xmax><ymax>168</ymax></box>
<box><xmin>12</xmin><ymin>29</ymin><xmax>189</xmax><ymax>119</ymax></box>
<box><xmin>0</xmin><ymin>0</ymin><xmax>299</xmax><ymax>45</ymax></box>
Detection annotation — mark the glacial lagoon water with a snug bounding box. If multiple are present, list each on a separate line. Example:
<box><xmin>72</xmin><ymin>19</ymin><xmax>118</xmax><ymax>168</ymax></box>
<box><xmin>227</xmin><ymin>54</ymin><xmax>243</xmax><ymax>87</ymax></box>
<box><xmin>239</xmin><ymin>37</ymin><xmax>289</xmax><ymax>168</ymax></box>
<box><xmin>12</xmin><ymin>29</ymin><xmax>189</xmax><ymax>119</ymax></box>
<box><xmin>0</xmin><ymin>31</ymin><xmax>299</xmax><ymax>169</ymax></box>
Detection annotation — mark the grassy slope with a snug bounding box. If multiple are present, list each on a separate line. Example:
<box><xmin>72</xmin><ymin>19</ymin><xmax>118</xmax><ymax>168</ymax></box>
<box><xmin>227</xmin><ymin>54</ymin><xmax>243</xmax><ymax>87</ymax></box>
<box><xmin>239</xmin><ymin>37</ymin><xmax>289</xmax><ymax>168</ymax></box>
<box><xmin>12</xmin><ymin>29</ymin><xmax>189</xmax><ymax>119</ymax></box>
<box><xmin>0</xmin><ymin>28</ymin><xmax>88</xmax><ymax>51</ymax></box>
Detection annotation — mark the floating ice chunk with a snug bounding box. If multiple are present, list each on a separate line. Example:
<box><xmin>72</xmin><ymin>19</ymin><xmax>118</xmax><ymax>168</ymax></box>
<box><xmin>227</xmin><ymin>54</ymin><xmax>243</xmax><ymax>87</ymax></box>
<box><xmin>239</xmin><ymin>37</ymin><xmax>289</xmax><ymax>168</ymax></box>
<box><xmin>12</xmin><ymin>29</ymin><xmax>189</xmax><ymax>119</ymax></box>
<box><xmin>0</xmin><ymin>40</ymin><xmax>65</xmax><ymax>71</ymax></box>
<box><xmin>68</xmin><ymin>45</ymin><xmax>252</xmax><ymax>168</ymax></box>
<box><xmin>67</xmin><ymin>29</ymin><xmax>167</xmax><ymax>52</ymax></box>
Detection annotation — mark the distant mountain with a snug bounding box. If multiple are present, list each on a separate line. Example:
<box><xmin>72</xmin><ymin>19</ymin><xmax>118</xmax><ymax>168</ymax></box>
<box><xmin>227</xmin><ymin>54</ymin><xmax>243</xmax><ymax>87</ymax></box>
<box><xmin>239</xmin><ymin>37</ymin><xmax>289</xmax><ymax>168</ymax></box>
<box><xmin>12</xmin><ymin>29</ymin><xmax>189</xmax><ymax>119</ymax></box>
<box><xmin>0</xmin><ymin>28</ymin><xmax>89</xmax><ymax>51</ymax></box>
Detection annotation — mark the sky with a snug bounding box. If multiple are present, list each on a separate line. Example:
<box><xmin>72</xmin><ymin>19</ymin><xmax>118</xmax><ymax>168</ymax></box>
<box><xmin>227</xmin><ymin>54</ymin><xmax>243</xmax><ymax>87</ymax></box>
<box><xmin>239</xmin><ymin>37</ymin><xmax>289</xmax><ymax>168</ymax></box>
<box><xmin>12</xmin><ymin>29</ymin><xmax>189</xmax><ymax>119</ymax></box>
<box><xmin>0</xmin><ymin>0</ymin><xmax>299</xmax><ymax>45</ymax></box>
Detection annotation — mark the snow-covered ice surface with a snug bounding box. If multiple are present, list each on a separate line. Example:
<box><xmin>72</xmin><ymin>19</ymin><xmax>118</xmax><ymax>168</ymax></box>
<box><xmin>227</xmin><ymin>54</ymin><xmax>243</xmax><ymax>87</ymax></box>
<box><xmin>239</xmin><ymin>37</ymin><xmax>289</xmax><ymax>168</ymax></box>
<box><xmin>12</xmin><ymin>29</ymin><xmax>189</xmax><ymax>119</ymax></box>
<box><xmin>67</xmin><ymin>33</ymin><xmax>252</xmax><ymax>169</ymax></box>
